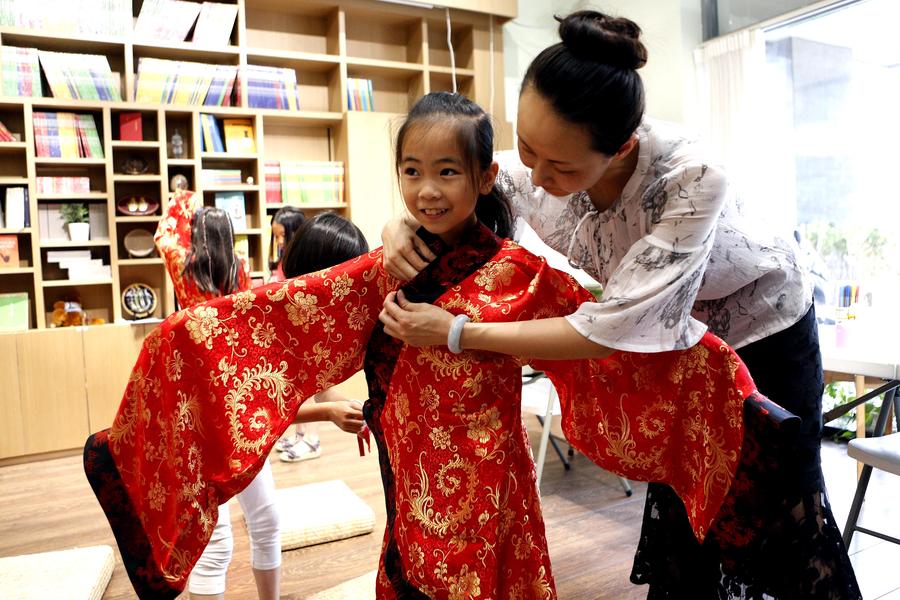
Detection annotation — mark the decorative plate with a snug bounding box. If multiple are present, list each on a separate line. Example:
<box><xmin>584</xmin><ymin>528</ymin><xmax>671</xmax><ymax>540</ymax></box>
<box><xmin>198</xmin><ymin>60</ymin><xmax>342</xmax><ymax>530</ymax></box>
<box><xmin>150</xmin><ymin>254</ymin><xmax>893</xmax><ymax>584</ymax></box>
<box><xmin>122</xmin><ymin>282</ymin><xmax>157</xmax><ymax>319</ymax></box>
<box><xmin>123</xmin><ymin>228</ymin><xmax>155</xmax><ymax>258</ymax></box>
<box><xmin>116</xmin><ymin>195</ymin><xmax>159</xmax><ymax>216</ymax></box>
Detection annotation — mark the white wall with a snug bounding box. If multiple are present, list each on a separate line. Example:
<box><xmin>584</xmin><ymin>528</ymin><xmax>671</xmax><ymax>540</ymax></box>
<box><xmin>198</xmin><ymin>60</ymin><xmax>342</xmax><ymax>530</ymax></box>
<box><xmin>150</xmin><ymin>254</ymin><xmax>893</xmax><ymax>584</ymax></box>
<box><xmin>503</xmin><ymin>0</ymin><xmax>703</xmax><ymax>130</ymax></box>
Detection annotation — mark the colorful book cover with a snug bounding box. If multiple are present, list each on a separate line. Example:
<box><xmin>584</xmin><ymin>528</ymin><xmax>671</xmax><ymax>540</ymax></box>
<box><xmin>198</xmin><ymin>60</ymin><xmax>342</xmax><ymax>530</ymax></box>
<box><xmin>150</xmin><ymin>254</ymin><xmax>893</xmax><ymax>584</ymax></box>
<box><xmin>134</xmin><ymin>0</ymin><xmax>201</xmax><ymax>42</ymax></box>
<box><xmin>264</xmin><ymin>161</ymin><xmax>282</xmax><ymax>204</ymax></box>
<box><xmin>0</xmin><ymin>292</ymin><xmax>29</xmax><ymax>332</ymax></box>
<box><xmin>0</xmin><ymin>46</ymin><xmax>42</xmax><ymax>97</ymax></box>
<box><xmin>0</xmin><ymin>234</ymin><xmax>19</xmax><ymax>268</ymax></box>
<box><xmin>223</xmin><ymin>119</ymin><xmax>255</xmax><ymax>154</ymax></box>
<box><xmin>214</xmin><ymin>191</ymin><xmax>247</xmax><ymax>231</ymax></box>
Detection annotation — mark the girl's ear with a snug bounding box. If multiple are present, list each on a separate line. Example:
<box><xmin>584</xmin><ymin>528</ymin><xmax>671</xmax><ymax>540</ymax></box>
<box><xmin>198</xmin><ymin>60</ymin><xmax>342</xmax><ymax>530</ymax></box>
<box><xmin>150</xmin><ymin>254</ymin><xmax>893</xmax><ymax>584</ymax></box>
<box><xmin>479</xmin><ymin>161</ymin><xmax>500</xmax><ymax>195</ymax></box>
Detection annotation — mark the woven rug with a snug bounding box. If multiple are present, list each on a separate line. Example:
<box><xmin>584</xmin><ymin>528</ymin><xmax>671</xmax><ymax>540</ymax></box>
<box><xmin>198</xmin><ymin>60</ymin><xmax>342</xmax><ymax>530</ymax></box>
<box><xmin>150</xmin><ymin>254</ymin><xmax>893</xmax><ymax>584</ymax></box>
<box><xmin>305</xmin><ymin>569</ymin><xmax>377</xmax><ymax>600</ymax></box>
<box><xmin>243</xmin><ymin>479</ymin><xmax>376</xmax><ymax>551</ymax></box>
<box><xmin>0</xmin><ymin>545</ymin><xmax>114</xmax><ymax>600</ymax></box>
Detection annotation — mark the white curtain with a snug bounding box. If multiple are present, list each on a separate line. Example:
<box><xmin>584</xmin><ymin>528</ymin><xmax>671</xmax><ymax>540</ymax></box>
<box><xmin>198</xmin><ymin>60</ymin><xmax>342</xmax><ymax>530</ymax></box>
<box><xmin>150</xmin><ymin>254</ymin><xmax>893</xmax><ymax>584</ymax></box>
<box><xmin>693</xmin><ymin>29</ymin><xmax>795</xmax><ymax>233</ymax></box>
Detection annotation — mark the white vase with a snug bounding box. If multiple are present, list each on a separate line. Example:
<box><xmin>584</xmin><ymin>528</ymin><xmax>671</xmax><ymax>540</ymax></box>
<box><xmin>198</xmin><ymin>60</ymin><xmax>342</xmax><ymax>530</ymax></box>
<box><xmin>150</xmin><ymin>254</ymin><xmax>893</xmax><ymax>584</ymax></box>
<box><xmin>67</xmin><ymin>222</ymin><xmax>90</xmax><ymax>242</ymax></box>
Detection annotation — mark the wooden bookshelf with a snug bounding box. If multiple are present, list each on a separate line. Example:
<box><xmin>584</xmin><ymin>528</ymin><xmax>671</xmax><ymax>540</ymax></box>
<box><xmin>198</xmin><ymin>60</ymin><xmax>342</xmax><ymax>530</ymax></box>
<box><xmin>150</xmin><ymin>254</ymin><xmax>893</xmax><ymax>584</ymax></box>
<box><xmin>0</xmin><ymin>0</ymin><xmax>510</xmax><ymax>331</ymax></box>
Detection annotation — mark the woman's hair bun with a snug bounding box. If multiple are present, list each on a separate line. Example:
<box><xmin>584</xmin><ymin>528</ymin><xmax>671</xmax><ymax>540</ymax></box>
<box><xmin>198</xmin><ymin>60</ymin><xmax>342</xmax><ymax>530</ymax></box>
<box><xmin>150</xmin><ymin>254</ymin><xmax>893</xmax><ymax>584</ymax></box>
<box><xmin>556</xmin><ymin>10</ymin><xmax>647</xmax><ymax>70</ymax></box>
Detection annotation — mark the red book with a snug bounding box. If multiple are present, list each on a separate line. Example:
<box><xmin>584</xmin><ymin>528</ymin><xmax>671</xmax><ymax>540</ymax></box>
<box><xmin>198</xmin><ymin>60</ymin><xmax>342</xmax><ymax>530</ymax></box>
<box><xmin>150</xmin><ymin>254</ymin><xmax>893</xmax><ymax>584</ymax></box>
<box><xmin>119</xmin><ymin>112</ymin><xmax>143</xmax><ymax>141</ymax></box>
<box><xmin>0</xmin><ymin>235</ymin><xmax>19</xmax><ymax>269</ymax></box>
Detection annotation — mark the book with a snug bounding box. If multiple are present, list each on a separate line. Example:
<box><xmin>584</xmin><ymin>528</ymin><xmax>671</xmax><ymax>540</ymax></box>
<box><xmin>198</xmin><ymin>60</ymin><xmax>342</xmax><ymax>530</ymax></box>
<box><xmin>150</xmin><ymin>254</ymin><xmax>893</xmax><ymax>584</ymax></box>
<box><xmin>0</xmin><ymin>234</ymin><xmax>18</xmax><ymax>268</ymax></box>
<box><xmin>4</xmin><ymin>187</ymin><xmax>26</xmax><ymax>229</ymax></box>
<box><xmin>200</xmin><ymin>113</ymin><xmax>225</xmax><ymax>152</ymax></box>
<box><xmin>214</xmin><ymin>192</ymin><xmax>247</xmax><ymax>231</ymax></box>
<box><xmin>134</xmin><ymin>0</ymin><xmax>201</xmax><ymax>42</ymax></box>
<box><xmin>39</xmin><ymin>204</ymin><xmax>67</xmax><ymax>240</ymax></box>
<box><xmin>119</xmin><ymin>112</ymin><xmax>142</xmax><ymax>141</ymax></box>
<box><xmin>233</xmin><ymin>234</ymin><xmax>249</xmax><ymax>263</ymax></box>
<box><xmin>36</xmin><ymin>176</ymin><xmax>90</xmax><ymax>194</ymax></box>
<box><xmin>201</xmin><ymin>169</ymin><xmax>241</xmax><ymax>186</ymax></box>
<box><xmin>264</xmin><ymin>161</ymin><xmax>282</xmax><ymax>204</ymax></box>
<box><xmin>0</xmin><ymin>119</ymin><xmax>17</xmax><ymax>142</ymax></box>
<box><xmin>0</xmin><ymin>46</ymin><xmax>42</xmax><ymax>97</ymax></box>
<box><xmin>0</xmin><ymin>0</ymin><xmax>130</xmax><ymax>37</ymax></box>
<box><xmin>223</xmin><ymin>119</ymin><xmax>255</xmax><ymax>154</ymax></box>
<box><xmin>0</xmin><ymin>292</ymin><xmax>29</xmax><ymax>332</ymax></box>
<box><xmin>192</xmin><ymin>2</ymin><xmax>238</xmax><ymax>47</ymax></box>
<box><xmin>38</xmin><ymin>50</ymin><xmax>121</xmax><ymax>101</ymax></box>
<box><xmin>88</xmin><ymin>203</ymin><xmax>108</xmax><ymax>240</ymax></box>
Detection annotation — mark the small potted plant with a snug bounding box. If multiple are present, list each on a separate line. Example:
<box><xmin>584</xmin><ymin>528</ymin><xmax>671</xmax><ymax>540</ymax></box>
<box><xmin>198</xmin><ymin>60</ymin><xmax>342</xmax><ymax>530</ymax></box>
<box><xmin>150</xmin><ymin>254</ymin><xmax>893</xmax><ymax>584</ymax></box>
<box><xmin>60</xmin><ymin>203</ymin><xmax>90</xmax><ymax>241</ymax></box>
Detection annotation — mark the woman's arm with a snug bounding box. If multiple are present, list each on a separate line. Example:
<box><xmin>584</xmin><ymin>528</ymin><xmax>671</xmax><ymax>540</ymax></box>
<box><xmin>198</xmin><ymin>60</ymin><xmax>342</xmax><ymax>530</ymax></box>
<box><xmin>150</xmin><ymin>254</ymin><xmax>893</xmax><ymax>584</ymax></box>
<box><xmin>380</xmin><ymin>290</ymin><xmax>614</xmax><ymax>360</ymax></box>
<box><xmin>381</xmin><ymin>213</ymin><xmax>436</xmax><ymax>280</ymax></box>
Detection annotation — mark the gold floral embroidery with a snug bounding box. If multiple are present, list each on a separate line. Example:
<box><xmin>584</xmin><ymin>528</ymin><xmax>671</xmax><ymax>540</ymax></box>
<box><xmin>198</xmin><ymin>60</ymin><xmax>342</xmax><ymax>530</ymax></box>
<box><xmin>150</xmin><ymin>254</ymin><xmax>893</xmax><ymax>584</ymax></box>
<box><xmin>346</xmin><ymin>304</ymin><xmax>370</xmax><ymax>331</ymax></box>
<box><xmin>251</xmin><ymin>322</ymin><xmax>276</xmax><ymax>348</ymax></box>
<box><xmin>447</xmin><ymin>564</ymin><xmax>481</xmax><ymax>599</ymax></box>
<box><xmin>165</xmin><ymin>349</ymin><xmax>184</xmax><ymax>381</ymax></box>
<box><xmin>429</xmin><ymin>426</ymin><xmax>452</xmax><ymax>450</ymax></box>
<box><xmin>466</xmin><ymin>406</ymin><xmax>501</xmax><ymax>444</ymax></box>
<box><xmin>474</xmin><ymin>256</ymin><xmax>515</xmax><ymax>292</ymax></box>
<box><xmin>328</xmin><ymin>272</ymin><xmax>353</xmax><ymax>300</ymax></box>
<box><xmin>185</xmin><ymin>305</ymin><xmax>223</xmax><ymax>349</ymax></box>
<box><xmin>420</xmin><ymin>384</ymin><xmax>440</xmax><ymax>412</ymax></box>
<box><xmin>232</xmin><ymin>289</ymin><xmax>255</xmax><ymax>314</ymax></box>
<box><xmin>285</xmin><ymin>290</ymin><xmax>321</xmax><ymax>331</ymax></box>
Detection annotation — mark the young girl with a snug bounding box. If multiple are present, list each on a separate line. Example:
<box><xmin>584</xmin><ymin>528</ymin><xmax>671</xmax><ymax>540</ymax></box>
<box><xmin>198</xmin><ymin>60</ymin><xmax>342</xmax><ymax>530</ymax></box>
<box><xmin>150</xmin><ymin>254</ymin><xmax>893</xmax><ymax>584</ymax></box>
<box><xmin>276</xmin><ymin>213</ymin><xmax>371</xmax><ymax>462</ymax></box>
<box><xmin>268</xmin><ymin>205</ymin><xmax>305</xmax><ymax>283</ymax></box>
<box><xmin>152</xmin><ymin>190</ymin><xmax>280</xmax><ymax>600</ymax></box>
<box><xmin>87</xmin><ymin>94</ymin><xmax>774</xmax><ymax>600</ymax></box>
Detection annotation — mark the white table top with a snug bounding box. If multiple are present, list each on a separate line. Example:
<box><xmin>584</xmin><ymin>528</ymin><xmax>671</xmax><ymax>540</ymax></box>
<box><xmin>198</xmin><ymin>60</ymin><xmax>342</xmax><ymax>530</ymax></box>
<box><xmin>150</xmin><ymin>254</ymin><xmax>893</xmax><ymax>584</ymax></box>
<box><xmin>819</xmin><ymin>321</ymin><xmax>900</xmax><ymax>380</ymax></box>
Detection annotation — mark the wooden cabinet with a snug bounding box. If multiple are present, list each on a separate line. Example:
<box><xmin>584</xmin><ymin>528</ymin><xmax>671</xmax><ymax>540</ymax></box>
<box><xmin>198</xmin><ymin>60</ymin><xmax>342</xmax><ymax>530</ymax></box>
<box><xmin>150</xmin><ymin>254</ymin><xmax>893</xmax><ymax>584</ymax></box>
<box><xmin>0</xmin><ymin>0</ymin><xmax>510</xmax><ymax>330</ymax></box>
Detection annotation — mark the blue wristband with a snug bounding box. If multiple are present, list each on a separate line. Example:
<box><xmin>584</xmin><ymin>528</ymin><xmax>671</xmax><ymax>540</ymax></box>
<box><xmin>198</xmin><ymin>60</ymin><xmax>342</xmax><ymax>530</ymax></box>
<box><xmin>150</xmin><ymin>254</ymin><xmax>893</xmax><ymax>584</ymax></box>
<box><xmin>447</xmin><ymin>314</ymin><xmax>470</xmax><ymax>354</ymax></box>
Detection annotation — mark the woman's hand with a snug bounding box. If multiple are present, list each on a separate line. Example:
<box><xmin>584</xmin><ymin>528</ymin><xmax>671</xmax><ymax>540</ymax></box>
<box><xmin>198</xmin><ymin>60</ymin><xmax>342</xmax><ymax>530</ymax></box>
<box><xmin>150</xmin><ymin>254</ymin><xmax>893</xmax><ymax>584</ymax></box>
<box><xmin>327</xmin><ymin>400</ymin><xmax>365</xmax><ymax>434</ymax></box>
<box><xmin>381</xmin><ymin>215</ymin><xmax>436</xmax><ymax>280</ymax></box>
<box><xmin>380</xmin><ymin>289</ymin><xmax>454</xmax><ymax>347</ymax></box>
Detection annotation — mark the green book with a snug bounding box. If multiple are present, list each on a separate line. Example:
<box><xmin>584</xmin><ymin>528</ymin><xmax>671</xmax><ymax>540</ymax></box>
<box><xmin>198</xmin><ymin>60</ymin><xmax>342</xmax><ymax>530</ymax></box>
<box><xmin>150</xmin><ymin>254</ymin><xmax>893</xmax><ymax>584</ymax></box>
<box><xmin>0</xmin><ymin>292</ymin><xmax>29</xmax><ymax>332</ymax></box>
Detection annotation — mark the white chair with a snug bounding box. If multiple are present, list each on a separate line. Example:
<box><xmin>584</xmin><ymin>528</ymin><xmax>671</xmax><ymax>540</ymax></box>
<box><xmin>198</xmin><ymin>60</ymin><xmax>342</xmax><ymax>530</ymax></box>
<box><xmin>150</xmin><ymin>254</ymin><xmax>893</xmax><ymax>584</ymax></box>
<box><xmin>823</xmin><ymin>379</ymin><xmax>900</xmax><ymax>547</ymax></box>
<box><xmin>522</xmin><ymin>368</ymin><xmax>632</xmax><ymax>495</ymax></box>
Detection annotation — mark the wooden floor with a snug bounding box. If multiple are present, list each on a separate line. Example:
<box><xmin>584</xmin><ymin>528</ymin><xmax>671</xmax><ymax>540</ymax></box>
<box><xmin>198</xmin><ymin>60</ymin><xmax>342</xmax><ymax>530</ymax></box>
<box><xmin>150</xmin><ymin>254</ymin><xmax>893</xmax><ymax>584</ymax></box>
<box><xmin>1</xmin><ymin>421</ymin><xmax>898</xmax><ymax>599</ymax></box>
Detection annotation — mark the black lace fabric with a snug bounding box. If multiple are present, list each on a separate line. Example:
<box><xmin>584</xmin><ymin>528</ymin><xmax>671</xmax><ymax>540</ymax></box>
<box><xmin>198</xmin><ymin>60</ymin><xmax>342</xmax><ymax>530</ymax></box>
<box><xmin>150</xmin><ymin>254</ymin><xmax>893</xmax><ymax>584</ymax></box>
<box><xmin>630</xmin><ymin>306</ymin><xmax>862</xmax><ymax>599</ymax></box>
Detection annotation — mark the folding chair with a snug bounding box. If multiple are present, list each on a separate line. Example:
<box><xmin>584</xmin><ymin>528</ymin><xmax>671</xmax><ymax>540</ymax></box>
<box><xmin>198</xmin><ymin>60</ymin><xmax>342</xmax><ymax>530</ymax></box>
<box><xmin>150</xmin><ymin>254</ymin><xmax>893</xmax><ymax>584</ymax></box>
<box><xmin>522</xmin><ymin>369</ymin><xmax>632</xmax><ymax>495</ymax></box>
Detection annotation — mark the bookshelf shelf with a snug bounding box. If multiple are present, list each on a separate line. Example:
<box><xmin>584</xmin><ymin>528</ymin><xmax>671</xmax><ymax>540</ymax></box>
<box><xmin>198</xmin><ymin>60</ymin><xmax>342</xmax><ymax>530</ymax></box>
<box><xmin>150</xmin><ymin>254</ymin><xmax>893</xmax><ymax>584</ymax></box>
<box><xmin>265</xmin><ymin>203</ymin><xmax>348</xmax><ymax>210</ymax></box>
<box><xmin>0</xmin><ymin>267</ymin><xmax>35</xmax><ymax>275</ymax></box>
<box><xmin>112</xmin><ymin>175</ymin><xmax>162</xmax><ymax>182</ymax></box>
<box><xmin>42</xmin><ymin>278</ymin><xmax>113</xmax><ymax>287</ymax></box>
<box><xmin>0</xmin><ymin>142</ymin><xmax>28</xmax><ymax>153</ymax></box>
<box><xmin>132</xmin><ymin>41</ymin><xmax>241</xmax><ymax>63</ymax></box>
<box><xmin>110</xmin><ymin>141</ymin><xmax>160</xmax><ymax>148</ymax></box>
<box><xmin>0</xmin><ymin>228</ymin><xmax>31</xmax><ymax>234</ymax></box>
<box><xmin>201</xmin><ymin>152</ymin><xmax>257</xmax><ymax>161</ymax></box>
<box><xmin>40</xmin><ymin>239</ymin><xmax>111</xmax><ymax>248</ymax></box>
<box><xmin>0</xmin><ymin>0</ymin><xmax>508</xmax><ymax>331</ymax></box>
<box><xmin>202</xmin><ymin>184</ymin><xmax>260</xmax><ymax>193</ymax></box>
<box><xmin>236</xmin><ymin>229</ymin><xmax>264</xmax><ymax>236</ymax></box>
<box><xmin>36</xmin><ymin>193</ymin><xmax>109</xmax><ymax>201</ymax></box>
<box><xmin>34</xmin><ymin>158</ymin><xmax>107</xmax><ymax>166</ymax></box>
<box><xmin>116</xmin><ymin>216</ymin><xmax>162</xmax><ymax>223</ymax></box>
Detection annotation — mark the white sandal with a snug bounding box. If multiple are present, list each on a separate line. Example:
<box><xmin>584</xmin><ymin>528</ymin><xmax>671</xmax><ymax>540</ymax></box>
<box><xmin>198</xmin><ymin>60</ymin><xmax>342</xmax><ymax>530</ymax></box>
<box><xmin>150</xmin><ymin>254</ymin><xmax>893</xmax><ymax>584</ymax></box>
<box><xmin>279</xmin><ymin>439</ymin><xmax>322</xmax><ymax>462</ymax></box>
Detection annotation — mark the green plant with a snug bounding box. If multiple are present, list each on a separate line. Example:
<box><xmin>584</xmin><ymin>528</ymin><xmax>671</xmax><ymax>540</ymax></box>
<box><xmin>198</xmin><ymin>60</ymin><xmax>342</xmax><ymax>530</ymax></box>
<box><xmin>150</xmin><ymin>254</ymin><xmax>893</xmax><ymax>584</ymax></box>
<box><xmin>59</xmin><ymin>203</ymin><xmax>89</xmax><ymax>224</ymax></box>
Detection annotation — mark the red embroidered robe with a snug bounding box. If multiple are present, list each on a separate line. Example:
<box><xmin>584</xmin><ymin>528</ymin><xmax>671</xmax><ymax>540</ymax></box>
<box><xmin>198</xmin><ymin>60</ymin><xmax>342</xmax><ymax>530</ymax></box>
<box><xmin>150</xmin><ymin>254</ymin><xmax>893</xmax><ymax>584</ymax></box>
<box><xmin>84</xmin><ymin>223</ymin><xmax>756</xmax><ymax>599</ymax></box>
<box><xmin>154</xmin><ymin>189</ymin><xmax>250</xmax><ymax>308</ymax></box>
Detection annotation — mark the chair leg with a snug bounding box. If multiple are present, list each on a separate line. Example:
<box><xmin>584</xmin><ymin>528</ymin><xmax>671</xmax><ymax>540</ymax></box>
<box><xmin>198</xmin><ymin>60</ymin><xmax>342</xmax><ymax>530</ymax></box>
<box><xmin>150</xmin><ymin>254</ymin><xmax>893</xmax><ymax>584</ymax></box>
<box><xmin>535</xmin><ymin>415</ymin><xmax>570</xmax><ymax>470</ymax></box>
<box><xmin>843</xmin><ymin>463</ymin><xmax>874</xmax><ymax>548</ymax></box>
<box><xmin>618</xmin><ymin>476</ymin><xmax>633</xmax><ymax>497</ymax></box>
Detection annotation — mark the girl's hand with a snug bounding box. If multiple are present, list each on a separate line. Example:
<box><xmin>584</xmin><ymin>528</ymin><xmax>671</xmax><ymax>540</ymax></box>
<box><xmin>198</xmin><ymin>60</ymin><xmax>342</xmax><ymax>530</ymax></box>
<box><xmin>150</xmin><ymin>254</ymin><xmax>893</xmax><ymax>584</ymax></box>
<box><xmin>381</xmin><ymin>215</ymin><xmax>436</xmax><ymax>281</ymax></box>
<box><xmin>328</xmin><ymin>400</ymin><xmax>365</xmax><ymax>434</ymax></box>
<box><xmin>380</xmin><ymin>290</ymin><xmax>455</xmax><ymax>347</ymax></box>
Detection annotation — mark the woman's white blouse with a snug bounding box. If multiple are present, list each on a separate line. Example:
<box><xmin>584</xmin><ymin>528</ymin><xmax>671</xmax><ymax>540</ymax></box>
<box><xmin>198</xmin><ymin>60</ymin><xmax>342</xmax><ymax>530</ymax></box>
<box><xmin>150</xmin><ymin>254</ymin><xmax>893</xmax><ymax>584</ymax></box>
<box><xmin>495</xmin><ymin>119</ymin><xmax>812</xmax><ymax>352</ymax></box>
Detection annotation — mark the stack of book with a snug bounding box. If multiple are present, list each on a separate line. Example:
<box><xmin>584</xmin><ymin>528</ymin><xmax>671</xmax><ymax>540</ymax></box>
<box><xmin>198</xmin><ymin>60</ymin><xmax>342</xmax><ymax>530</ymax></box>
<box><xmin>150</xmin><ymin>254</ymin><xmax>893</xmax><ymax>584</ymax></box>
<box><xmin>33</xmin><ymin>112</ymin><xmax>104</xmax><ymax>159</ymax></box>
<box><xmin>346</xmin><ymin>78</ymin><xmax>374</xmax><ymax>111</ymax></box>
<box><xmin>0</xmin><ymin>47</ymin><xmax>43</xmax><ymax>97</ymax></box>
<box><xmin>245</xmin><ymin>64</ymin><xmax>301</xmax><ymax>111</ymax></box>
<box><xmin>0</xmin><ymin>0</ymin><xmax>131</xmax><ymax>37</ymax></box>
<box><xmin>1</xmin><ymin>187</ymin><xmax>29</xmax><ymax>229</ymax></box>
<box><xmin>201</xmin><ymin>169</ymin><xmax>242</xmax><ymax>187</ymax></box>
<box><xmin>0</xmin><ymin>120</ymin><xmax>18</xmax><ymax>142</ymax></box>
<box><xmin>38</xmin><ymin>51</ymin><xmax>121</xmax><ymax>101</ymax></box>
<box><xmin>135</xmin><ymin>58</ymin><xmax>237</xmax><ymax>106</ymax></box>
<box><xmin>269</xmin><ymin>161</ymin><xmax>344</xmax><ymax>206</ymax></box>
<box><xmin>200</xmin><ymin>113</ymin><xmax>224</xmax><ymax>152</ymax></box>
<box><xmin>36</xmin><ymin>176</ymin><xmax>91</xmax><ymax>194</ymax></box>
